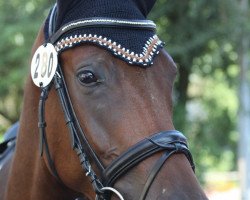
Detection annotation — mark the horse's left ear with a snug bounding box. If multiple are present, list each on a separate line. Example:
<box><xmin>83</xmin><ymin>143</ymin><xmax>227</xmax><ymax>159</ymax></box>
<box><xmin>55</xmin><ymin>0</ymin><xmax>78</xmax><ymax>30</ymax></box>
<box><xmin>132</xmin><ymin>0</ymin><xmax>157</xmax><ymax>17</ymax></box>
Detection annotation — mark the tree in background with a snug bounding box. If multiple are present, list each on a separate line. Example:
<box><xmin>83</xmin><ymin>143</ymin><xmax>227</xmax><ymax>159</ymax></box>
<box><xmin>0</xmin><ymin>0</ymin><xmax>52</xmax><ymax>134</ymax></box>
<box><xmin>150</xmin><ymin>0</ymin><xmax>240</xmax><ymax>181</ymax></box>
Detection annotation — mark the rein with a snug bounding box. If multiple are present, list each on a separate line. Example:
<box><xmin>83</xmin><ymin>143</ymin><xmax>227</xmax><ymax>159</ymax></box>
<box><xmin>36</xmin><ymin>4</ymin><xmax>195</xmax><ymax>200</ymax></box>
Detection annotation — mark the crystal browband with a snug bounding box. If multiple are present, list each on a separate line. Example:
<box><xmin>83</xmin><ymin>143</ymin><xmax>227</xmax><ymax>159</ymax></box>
<box><xmin>55</xmin><ymin>34</ymin><xmax>164</xmax><ymax>66</ymax></box>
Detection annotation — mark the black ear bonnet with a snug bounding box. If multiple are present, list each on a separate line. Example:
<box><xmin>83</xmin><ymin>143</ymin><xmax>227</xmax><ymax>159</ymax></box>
<box><xmin>44</xmin><ymin>0</ymin><xmax>163</xmax><ymax>67</ymax></box>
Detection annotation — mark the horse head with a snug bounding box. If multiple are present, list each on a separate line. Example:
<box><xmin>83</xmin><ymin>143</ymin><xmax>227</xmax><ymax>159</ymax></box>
<box><xmin>2</xmin><ymin>0</ymin><xmax>208</xmax><ymax>200</ymax></box>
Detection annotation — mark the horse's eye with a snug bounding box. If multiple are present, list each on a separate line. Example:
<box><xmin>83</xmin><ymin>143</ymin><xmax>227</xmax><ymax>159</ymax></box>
<box><xmin>77</xmin><ymin>70</ymin><xmax>98</xmax><ymax>85</ymax></box>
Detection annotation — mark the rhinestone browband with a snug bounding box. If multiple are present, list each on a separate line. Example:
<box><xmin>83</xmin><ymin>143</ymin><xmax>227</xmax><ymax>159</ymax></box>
<box><xmin>55</xmin><ymin>34</ymin><xmax>163</xmax><ymax>66</ymax></box>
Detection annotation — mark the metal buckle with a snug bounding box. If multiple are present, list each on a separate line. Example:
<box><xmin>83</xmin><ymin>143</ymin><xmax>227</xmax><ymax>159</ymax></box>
<box><xmin>95</xmin><ymin>187</ymin><xmax>124</xmax><ymax>200</ymax></box>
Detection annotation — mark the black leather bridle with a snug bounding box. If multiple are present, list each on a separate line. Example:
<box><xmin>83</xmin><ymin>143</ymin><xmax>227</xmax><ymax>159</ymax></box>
<box><xmin>37</xmin><ymin>4</ymin><xmax>195</xmax><ymax>200</ymax></box>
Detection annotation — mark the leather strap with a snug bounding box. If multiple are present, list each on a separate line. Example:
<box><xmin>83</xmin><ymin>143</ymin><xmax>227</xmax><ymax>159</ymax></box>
<box><xmin>139</xmin><ymin>151</ymin><xmax>177</xmax><ymax>200</ymax></box>
<box><xmin>53</xmin><ymin>68</ymin><xmax>106</xmax><ymax>195</ymax></box>
<box><xmin>54</xmin><ymin>66</ymin><xmax>105</xmax><ymax>171</ymax></box>
<box><xmin>102</xmin><ymin>130</ymin><xmax>194</xmax><ymax>186</ymax></box>
<box><xmin>38</xmin><ymin>86</ymin><xmax>63</xmax><ymax>183</ymax></box>
<box><xmin>48</xmin><ymin>3</ymin><xmax>57</xmax><ymax>38</ymax></box>
<box><xmin>42</xmin><ymin>4</ymin><xmax>106</xmax><ymax>195</ymax></box>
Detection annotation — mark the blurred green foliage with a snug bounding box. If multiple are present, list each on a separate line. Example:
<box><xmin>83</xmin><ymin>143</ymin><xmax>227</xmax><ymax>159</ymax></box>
<box><xmin>150</xmin><ymin>0</ymin><xmax>246</xmax><ymax>182</ymax></box>
<box><xmin>0</xmin><ymin>0</ymin><xmax>246</xmax><ymax>183</ymax></box>
<box><xmin>0</xmin><ymin>0</ymin><xmax>53</xmax><ymax>134</ymax></box>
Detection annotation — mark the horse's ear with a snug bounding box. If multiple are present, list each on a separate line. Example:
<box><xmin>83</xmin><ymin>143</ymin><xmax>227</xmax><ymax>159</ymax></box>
<box><xmin>55</xmin><ymin>0</ymin><xmax>78</xmax><ymax>30</ymax></box>
<box><xmin>132</xmin><ymin>0</ymin><xmax>157</xmax><ymax>17</ymax></box>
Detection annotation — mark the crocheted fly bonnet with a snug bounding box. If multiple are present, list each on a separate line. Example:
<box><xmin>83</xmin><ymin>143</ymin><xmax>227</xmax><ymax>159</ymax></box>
<box><xmin>44</xmin><ymin>0</ymin><xmax>163</xmax><ymax>67</ymax></box>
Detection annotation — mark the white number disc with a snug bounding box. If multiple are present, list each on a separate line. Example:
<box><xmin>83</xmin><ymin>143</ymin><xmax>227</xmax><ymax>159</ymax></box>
<box><xmin>31</xmin><ymin>43</ymin><xmax>58</xmax><ymax>87</ymax></box>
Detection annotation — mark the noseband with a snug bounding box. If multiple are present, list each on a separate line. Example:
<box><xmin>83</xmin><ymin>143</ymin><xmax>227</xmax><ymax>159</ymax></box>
<box><xmin>37</xmin><ymin>4</ymin><xmax>195</xmax><ymax>200</ymax></box>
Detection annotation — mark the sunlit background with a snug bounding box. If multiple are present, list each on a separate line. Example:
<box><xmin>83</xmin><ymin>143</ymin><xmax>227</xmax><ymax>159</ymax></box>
<box><xmin>1</xmin><ymin>0</ymin><xmax>249</xmax><ymax>199</ymax></box>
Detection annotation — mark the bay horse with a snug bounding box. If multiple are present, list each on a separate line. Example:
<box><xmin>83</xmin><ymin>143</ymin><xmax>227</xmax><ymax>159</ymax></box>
<box><xmin>0</xmin><ymin>1</ymin><xmax>208</xmax><ymax>200</ymax></box>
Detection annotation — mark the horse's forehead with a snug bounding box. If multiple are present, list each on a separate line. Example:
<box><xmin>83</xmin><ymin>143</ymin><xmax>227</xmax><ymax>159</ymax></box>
<box><xmin>60</xmin><ymin>45</ymin><xmax>113</xmax><ymax>66</ymax></box>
